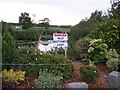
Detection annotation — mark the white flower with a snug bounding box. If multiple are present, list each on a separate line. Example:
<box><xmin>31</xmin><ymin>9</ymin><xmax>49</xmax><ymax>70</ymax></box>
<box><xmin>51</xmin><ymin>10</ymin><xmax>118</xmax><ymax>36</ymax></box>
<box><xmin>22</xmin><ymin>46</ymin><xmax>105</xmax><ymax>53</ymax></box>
<box><xmin>36</xmin><ymin>58</ymin><xmax>38</xmax><ymax>60</ymax></box>
<box><xmin>40</xmin><ymin>52</ymin><xmax>42</xmax><ymax>55</ymax></box>
<box><xmin>27</xmin><ymin>50</ymin><xmax>29</xmax><ymax>53</ymax></box>
<box><xmin>94</xmin><ymin>71</ymin><xmax>97</xmax><ymax>73</ymax></box>
<box><xmin>35</xmin><ymin>49</ymin><xmax>37</xmax><ymax>52</ymax></box>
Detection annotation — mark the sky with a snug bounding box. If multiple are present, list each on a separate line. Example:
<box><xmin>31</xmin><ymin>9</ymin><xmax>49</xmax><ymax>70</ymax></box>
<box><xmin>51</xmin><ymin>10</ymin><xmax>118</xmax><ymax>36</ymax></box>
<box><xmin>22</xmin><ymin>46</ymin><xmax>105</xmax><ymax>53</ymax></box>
<box><xmin>0</xmin><ymin>0</ymin><xmax>111</xmax><ymax>25</ymax></box>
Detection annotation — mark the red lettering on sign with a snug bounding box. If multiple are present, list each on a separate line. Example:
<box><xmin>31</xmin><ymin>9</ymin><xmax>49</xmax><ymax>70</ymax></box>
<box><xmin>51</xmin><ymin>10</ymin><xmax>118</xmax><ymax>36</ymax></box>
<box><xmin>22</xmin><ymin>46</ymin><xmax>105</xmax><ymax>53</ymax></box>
<box><xmin>54</xmin><ymin>33</ymin><xmax>67</xmax><ymax>36</ymax></box>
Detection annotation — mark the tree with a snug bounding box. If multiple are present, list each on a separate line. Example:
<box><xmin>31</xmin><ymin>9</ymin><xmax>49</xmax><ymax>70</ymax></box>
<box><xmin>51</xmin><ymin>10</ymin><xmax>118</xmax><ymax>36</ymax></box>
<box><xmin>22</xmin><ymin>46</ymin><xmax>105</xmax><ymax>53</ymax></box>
<box><xmin>38</xmin><ymin>18</ymin><xmax>51</xmax><ymax>41</ymax></box>
<box><xmin>109</xmin><ymin>0</ymin><xmax>120</xmax><ymax>20</ymax></box>
<box><xmin>89</xmin><ymin>0</ymin><xmax>120</xmax><ymax>53</ymax></box>
<box><xmin>70</xmin><ymin>10</ymin><xmax>104</xmax><ymax>41</ymax></box>
<box><xmin>89</xmin><ymin>10</ymin><xmax>103</xmax><ymax>22</ymax></box>
<box><xmin>2</xmin><ymin>31</ymin><xmax>15</xmax><ymax>63</ymax></box>
<box><xmin>19</xmin><ymin>12</ymin><xmax>32</xmax><ymax>29</ymax></box>
<box><xmin>38</xmin><ymin>18</ymin><xmax>50</xmax><ymax>29</ymax></box>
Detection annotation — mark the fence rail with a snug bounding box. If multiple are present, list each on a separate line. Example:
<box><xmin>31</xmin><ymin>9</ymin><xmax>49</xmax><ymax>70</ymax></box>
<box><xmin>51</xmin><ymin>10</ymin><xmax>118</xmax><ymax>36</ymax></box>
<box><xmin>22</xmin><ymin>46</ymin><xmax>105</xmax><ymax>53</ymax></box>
<box><xmin>2</xmin><ymin>63</ymin><xmax>68</xmax><ymax>66</ymax></box>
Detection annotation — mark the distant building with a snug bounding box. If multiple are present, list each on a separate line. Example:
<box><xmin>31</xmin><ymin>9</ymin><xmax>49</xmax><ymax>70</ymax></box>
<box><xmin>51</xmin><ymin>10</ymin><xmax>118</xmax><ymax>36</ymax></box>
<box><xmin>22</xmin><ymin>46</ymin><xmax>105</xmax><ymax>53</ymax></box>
<box><xmin>13</xmin><ymin>25</ymin><xmax>22</xmax><ymax>30</ymax></box>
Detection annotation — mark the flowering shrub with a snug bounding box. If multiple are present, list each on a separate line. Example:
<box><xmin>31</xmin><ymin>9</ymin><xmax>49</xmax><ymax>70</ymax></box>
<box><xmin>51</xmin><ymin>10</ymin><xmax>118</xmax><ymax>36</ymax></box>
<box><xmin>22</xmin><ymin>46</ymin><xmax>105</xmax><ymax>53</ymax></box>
<box><xmin>12</xmin><ymin>46</ymin><xmax>73</xmax><ymax>79</ymax></box>
<box><xmin>39</xmin><ymin>53</ymin><xmax>73</xmax><ymax>79</ymax></box>
<box><xmin>34</xmin><ymin>69</ymin><xmax>62</xmax><ymax>88</ymax></box>
<box><xmin>2</xmin><ymin>69</ymin><xmax>25</xmax><ymax>88</ymax></box>
<box><xmin>80</xmin><ymin>65</ymin><xmax>100</xmax><ymax>82</ymax></box>
<box><xmin>12</xmin><ymin>46</ymin><xmax>42</xmax><ymax>75</ymax></box>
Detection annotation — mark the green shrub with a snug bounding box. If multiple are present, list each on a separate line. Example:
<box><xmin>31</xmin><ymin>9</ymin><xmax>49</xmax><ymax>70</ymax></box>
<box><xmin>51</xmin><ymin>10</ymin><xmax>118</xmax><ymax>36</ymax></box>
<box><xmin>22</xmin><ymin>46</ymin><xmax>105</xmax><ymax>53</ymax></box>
<box><xmin>34</xmin><ymin>69</ymin><xmax>62</xmax><ymax>89</ymax></box>
<box><xmin>2</xmin><ymin>31</ymin><xmax>15</xmax><ymax>63</ymax></box>
<box><xmin>13</xmin><ymin>46</ymin><xmax>73</xmax><ymax>79</ymax></box>
<box><xmin>13</xmin><ymin>29</ymin><xmax>42</xmax><ymax>41</ymax></box>
<box><xmin>13</xmin><ymin>46</ymin><xmax>43</xmax><ymax>75</ymax></box>
<box><xmin>13</xmin><ymin>46</ymin><xmax>42</xmax><ymax>64</ymax></box>
<box><xmin>80</xmin><ymin>65</ymin><xmax>100</xmax><ymax>82</ymax></box>
<box><xmin>107</xmin><ymin>49</ymin><xmax>119</xmax><ymax>59</ymax></box>
<box><xmin>106</xmin><ymin>58</ymin><xmax>119</xmax><ymax>71</ymax></box>
<box><xmin>39</xmin><ymin>53</ymin><xmax>73</xmax><ymax>79</ymax></box>
<box><xmin>106</xmin><ymin>49</ymin><xmax>120</xmax><ymax>71</ymax></box>
<box><xmin>83</xmin><ymin>39</ymin><xmax>108</xmax><ymax>63</ymax></box>
<box><xmin>2</xmin><ymin>69</ymin><xmax>25</xmax><ymax>88</ymax></box>
<box><xmin>74</xmin><ymin>37</ymin><xmax>90</xmax><ymax>60</ymax></box>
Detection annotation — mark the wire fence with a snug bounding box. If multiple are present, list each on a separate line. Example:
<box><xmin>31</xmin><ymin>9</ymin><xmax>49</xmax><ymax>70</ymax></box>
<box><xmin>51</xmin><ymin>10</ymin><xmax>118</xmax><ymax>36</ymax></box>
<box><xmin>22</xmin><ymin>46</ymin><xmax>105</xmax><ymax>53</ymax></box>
<box><xmin>2</xmin><ymin>63</ymin><xmax>67</xmax><ymax>66</ymax></box>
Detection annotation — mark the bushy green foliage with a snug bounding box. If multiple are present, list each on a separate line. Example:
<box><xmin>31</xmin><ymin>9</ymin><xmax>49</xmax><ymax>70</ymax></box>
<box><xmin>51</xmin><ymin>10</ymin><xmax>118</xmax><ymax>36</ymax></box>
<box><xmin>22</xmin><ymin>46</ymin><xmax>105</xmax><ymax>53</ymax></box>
<box><xmin>38</xmin><ymin>53</ymin><xmax>73</xmax><ymax>79</ymax></box>
<box><xmin>70</xmin><ymin>19</ymin><xmax>90</xmax><ymax>41</ymax></box>
<box><xmin>34</xmin><ymin>69</ymin><xmax>62</xmax><ymax>89</ymax></box>
<box><xmin>13</xmin><ymin>46</ymin><xmax>42</xmax><ymax>64</ymax></box>
<box><xmin>2</xmin><ymin>31</ymin><xmax>15</xmax><ymax>63</ymax></box>
<box><xmin>98</xmin><ymin>20</ymin><xmax>120</xmax><ymax>49</ymax></box>
<box><xmin>13</xmin><ymin>46</ymin><xmax>73</xmax><ymax>79</ymax></box>
<box><xmin>74</xmin><ymin>37</ymin><xmax>90</xmax><ymax>60</ymax></box>
<box><xmin>93</xmin><ymin>19</ymin><xmax>119</xmax><ymax>50</ymax></box>
<box><xmin>83</xmin><ymin>39</ymin><xmax>108</xmax><ymax>63</ymax></box>
<box><xmin>13</xmin><ymin>29</ymin><xmax>42</xmax><ymax>41</ymax></box>
<box><xmin>2</xmin><ymin>69</ymin><xmax>25</xmax><ymax>88</ymax></box>
<box><xmin>70</xmin><ymin>10</ymin><xmax>103</xmax><ymax>41</ymax></box>
<box><xmin>106</xmin><ymin>58</ymin><xmax>119</xmax><ymax>71</ymax></box>
<box><xmin>13</xmin><ymin>26</ymin><xmax>70</xmax><ymax>42</ymax></box>
<box><xmin>80</xmin><ymin>65</ymin><xmax>100</xmax><ymax>82</ymax></box>
<box><xmin>106</xmin><ymin>49</ymin><xmax>120</xmax><ymax>71</ymax></box>
<box><xmin>13</xmin><ymin>46</ymin><xmax>43</xmax><ymax>75</ymax></box>
<box><xmin>107</xmin><ymin>49</ymin><xmax>119</xmax><ymax>59</ymax></box>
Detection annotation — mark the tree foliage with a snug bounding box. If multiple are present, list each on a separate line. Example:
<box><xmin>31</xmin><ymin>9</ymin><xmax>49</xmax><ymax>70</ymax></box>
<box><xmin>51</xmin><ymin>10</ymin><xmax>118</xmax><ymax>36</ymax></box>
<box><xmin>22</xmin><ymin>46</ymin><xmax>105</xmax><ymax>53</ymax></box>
<box><xmin>19</xmin><ymin>12</ymin><xmax>32</xmax><ymax>29</ymax></box>
<box><xmin>95</xmin><ymin>19</ymin><xmax>119</xmax><ymax>49</ymax></box>
<box><xmin>70</xmin><ymin>10</ymin><xmax>104</xmax><ymax>41</ymax></box>
<box><xmin>38</xmin><ymin>18</ymin><xmax>50</xmax><ymax>29</ymax></box>
<box><xmin>89</xmin><ymin>0</ymin><xmax>120</xmax><ymax>53</ymax></box>
<box><xmin>109</xmin><ymin>0</ymin><xmax>120</xmax><ymax>20</ymax></box>
<box><xmin>2</xmin><ymin>31</ymin><xmax>15</xmax><ymax>63</ymax></box>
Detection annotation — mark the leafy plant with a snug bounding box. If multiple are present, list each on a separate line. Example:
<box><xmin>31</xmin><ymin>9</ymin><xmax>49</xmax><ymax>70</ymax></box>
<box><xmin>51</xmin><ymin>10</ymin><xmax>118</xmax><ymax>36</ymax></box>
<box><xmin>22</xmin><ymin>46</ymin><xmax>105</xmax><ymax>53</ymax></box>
<box><xmin>80</xmin><ymin>65</ymin><xmax>100</xmax><ymax>82</ymax></box>
<box><xmin>2</xmin><ymin>69</ymin><xmax>25</xmax><ymax>88</ymax></box>
<box><xmin>106</xmin><ymin>49</ymin><xmax>119</xmax><ymax>59</ymax></box>
<box><xmin>13</xmin><ymin>46</ymin><xmax>42</xmax><ymax>64</ymax></box>
<box><xmin>39</xmin><ymin>53</ymin><xmax>73</xmax><ymax>79</ymax></box>
<box><xmin>89</xmin><ymin>18</ymin><xmax>120</xmax><ymax>52</ymax></box>
<box><xmin>34</xmin><ymin>69</ymin><xmax>62</xmax><ymax>89</ymax></box>
<box><xmin>83</xmin><ymin>39</ymin><xmax>108</xmax><ymax>63</ymax></box>
<box><xmin>13</xmin><ymin>46</ymin><xmax>73</xmax><ymax>79</ymax></box>
<box><xmin>106</xmin><ymin>58</ymin><xmax>119</xmax><ymax>71</ymax></box>
<box><xmin>74</xmin><ymin>37</ymin><xmax>90</xmax><ymax>60</ymax></box>
<box><xmin>106</xmin><ymin>49</ymin><xmax>120</xmax><ymax>71</ymax></box>
<box><xmin>13</xmin><ymin>46</ymin><xmax>43</xmax><ymax>75</ymax></box>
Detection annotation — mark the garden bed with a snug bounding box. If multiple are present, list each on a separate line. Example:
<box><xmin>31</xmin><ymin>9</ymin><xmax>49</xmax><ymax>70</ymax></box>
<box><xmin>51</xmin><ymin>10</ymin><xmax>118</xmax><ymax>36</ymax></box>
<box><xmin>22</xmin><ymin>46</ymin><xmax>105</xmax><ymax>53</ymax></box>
<box><xmin>3</xmin><ymin>62</ymin><xmax>110</xmax><ymax>89</ymax></box>
<box><xmin>62</xmin><ymin>62</ymin><xmax>110</xmax><ymax>88</ymax></box>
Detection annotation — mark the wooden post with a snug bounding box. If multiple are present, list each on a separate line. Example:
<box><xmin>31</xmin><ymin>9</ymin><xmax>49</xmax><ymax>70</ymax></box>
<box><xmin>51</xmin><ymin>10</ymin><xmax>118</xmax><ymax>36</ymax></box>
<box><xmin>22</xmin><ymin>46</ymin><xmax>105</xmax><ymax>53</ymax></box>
<box><xmin>65</xmin><ymin>47</ymin><xmax>67</xmax><ymax>59</ymax></box>
<box><xmin>55</xmin><ymin>47</ymin><xmax>58</xmax><ymax>54</ymax></box>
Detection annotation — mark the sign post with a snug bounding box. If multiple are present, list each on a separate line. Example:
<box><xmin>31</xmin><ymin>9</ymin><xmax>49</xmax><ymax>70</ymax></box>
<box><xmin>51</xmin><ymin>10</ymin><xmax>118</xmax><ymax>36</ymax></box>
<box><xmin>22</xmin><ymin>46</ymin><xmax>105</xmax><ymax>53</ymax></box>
<box><xmin>64</xmin><ymin>47</ymin><xmax>67</xmax><ymax>59</ymax></box>
<box><xmin>53</xmin><ymin>33</ymin><xmax>68</xmax><ymax>58</ymax></box>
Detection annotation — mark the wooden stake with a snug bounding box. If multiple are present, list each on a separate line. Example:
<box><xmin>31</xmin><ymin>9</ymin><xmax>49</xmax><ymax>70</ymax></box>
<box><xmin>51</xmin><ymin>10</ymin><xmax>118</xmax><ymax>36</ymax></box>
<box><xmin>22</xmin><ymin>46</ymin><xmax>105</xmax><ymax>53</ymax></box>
<box><xmin>65</xmin><ymin>47</ymin><xmax>67</xmax><ymax>59</ymax></box>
